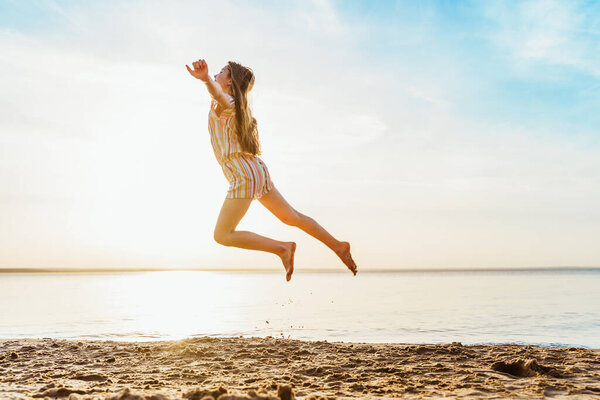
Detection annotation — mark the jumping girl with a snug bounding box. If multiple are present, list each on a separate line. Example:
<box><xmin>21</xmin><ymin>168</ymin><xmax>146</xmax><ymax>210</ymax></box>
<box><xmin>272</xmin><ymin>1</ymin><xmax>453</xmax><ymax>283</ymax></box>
<box><xmin>186</xmin><ymin>59</ymin><xmax>358</xmax><ymax>282</ymax></box>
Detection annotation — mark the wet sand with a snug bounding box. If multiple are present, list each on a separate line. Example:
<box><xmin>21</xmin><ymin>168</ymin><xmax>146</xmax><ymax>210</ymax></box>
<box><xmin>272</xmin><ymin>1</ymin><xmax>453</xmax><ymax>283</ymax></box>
<box><xmin>1</xmin><ymin>336</ymin><xmax>599</xmax><ymax>399</ymax></box>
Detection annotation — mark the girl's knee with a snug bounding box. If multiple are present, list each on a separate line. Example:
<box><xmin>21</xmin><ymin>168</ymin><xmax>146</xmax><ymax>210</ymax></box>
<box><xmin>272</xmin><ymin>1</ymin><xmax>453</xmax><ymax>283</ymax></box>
<box><xmin>213</xmin><ymin>229</ymin><xmax>232</xmax><ymax>246</ymax></box>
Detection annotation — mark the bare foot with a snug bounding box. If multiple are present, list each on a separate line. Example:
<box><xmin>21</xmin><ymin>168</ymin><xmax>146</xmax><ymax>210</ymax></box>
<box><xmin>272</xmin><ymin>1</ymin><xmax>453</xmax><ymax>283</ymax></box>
<box><xmin>336</xmin><ymin>241</ymin><xmax>357</xmax><ymax>275</ymax></box>
<box><xmin>278</xmin><ymin>242</ymin><xmax>296</xmax><ymax>282</ymax></box>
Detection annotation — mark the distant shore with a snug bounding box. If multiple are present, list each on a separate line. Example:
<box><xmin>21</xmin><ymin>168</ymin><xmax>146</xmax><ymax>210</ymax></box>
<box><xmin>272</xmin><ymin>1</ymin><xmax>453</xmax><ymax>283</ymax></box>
<box><xmin>1</xmin><ymin>266</ymin><xmax>599</xmax><ymax>274</ymax></box>
<box><xmin>1</xmin><ymin>337</ymin><xmax>599</xmax><ymax>399</ymax></box>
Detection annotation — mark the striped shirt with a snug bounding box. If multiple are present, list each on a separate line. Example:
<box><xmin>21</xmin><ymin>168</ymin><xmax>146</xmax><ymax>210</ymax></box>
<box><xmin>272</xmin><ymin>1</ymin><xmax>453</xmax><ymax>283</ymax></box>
<box><xmin>208</xmin><ymin>94</ymin><xmax>248</xmax><ymax>165</ymax></box>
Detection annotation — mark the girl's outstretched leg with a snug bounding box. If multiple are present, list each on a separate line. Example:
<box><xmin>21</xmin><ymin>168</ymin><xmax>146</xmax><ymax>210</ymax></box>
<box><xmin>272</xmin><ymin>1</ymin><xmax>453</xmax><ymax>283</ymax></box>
<box><xmin>213</xmin><ymin>197</ymin><xmax>296</xmax><ymax>281</ymax></box>
<box><xmin>258</xmin><ymin>186</ymin><xmax>358</xmax><ymax>275</ymax></box>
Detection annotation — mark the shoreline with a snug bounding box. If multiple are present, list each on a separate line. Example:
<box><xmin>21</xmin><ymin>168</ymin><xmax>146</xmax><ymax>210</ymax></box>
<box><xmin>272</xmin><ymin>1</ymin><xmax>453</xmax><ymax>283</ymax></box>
<box><xmin>1</xmin><ymin>337</ymin><xmax>599</xmax><ymax>399</ymax></box>
<box><xmin>1</xmin><ymin>266</ymin><xmax>600</xmax><ymax>274</ymax></box>
<box><xmin>0</xmin><ymin>336</ymin><xmax>597</xmax><ymax>350</ymax></box>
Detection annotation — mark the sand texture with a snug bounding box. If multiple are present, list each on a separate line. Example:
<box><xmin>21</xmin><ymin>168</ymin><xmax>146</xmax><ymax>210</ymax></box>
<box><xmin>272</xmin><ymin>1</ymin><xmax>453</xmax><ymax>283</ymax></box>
<box><xmin>1</xmin><ymin>337</ymin><xmax>599</xmax><ymax>399</ymax></box>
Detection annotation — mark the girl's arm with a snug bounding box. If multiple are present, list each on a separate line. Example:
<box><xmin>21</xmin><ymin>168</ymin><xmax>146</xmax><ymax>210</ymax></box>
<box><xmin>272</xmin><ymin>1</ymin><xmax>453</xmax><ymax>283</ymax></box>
<box><xmin>186</xmin><ymin>59</ymin><xmax>231</xmax><ymax>109</ymax></box>
<box><xmin>203</xmin><ymin>78</ymin><xmax>232</xmax><ymax>109</ymax></box>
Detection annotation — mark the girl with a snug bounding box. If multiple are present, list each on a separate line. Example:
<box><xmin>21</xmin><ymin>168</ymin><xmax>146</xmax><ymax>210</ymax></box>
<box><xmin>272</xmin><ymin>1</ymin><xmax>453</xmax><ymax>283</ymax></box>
<box><xmin>186</xmin><ymin>59</ymin><xmax>358</xmax><ymax>282</ymax></box>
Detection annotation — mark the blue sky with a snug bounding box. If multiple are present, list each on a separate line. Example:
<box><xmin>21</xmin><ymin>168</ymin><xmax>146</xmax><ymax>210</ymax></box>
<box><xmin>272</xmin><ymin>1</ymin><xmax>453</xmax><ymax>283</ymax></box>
<box><xmin>336</xmin><ymin>1</ymin><xmax>600</xmax><ymax>138</ymax></box>
<box><xmin>1</xmin><ymin>0</ymin><xmax>599</xmax><ymax>270</ymax></box>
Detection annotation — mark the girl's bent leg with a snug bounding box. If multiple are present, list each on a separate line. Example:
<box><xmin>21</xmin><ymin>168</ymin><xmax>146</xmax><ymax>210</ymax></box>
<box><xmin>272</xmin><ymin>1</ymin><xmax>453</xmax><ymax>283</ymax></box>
<box><xmin>213</xmin><ymin>197</ymin><xmax>296</xmax><ymax>281</ymax></box>
<box><xmin>258</xmin><ymin>186</ymin><xmax>358</xmax><ymax>274</ymax></box>
<box><xmin>259</xmin><ymin>187</ymin><xmax>340</xmax><ymax>252</ymax></box>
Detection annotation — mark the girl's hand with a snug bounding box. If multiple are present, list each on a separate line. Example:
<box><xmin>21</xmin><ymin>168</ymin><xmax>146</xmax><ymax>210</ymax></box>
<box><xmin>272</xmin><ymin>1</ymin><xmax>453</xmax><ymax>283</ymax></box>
<box><xmin>186</xmin><ymin>59</ymin><xmax>209</xmax><ymax>82</ymax></box>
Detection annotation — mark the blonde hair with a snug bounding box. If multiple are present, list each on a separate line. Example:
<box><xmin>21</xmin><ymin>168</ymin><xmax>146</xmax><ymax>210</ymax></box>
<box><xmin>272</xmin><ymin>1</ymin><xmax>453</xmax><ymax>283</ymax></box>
<box><xmin>227</xmin><ymin>61</ymin><xmax>261</xmax><ymax>155</ymax></box>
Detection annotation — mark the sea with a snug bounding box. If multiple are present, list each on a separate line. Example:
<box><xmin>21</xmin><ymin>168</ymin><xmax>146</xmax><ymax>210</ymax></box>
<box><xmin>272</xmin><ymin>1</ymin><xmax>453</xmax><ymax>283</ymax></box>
<box><xmin>1</xmin><ymin>269</ymin><xmax>599</xmax><ymax>348</ymax></box>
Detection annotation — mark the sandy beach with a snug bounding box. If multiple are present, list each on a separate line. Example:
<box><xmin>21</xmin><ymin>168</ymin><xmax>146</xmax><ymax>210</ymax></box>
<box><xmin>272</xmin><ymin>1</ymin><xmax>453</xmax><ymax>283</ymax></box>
<box><xmin>1</xmin><ymin>337</ymin><xmax>599</xmax><ymax>399</ymax></box>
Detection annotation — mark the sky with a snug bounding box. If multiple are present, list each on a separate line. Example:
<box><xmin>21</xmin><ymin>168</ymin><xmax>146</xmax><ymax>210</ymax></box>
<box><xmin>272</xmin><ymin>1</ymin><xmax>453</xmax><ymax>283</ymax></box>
<box><xmin>1</xmin><ymin>0</ymin><xmax>599</xmax><ymax>271</ymax></box>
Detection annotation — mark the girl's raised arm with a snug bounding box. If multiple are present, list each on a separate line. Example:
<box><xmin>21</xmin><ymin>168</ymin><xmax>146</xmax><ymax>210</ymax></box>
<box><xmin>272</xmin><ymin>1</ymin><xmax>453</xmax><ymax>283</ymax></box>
<box><xmin>186</xmin><ymin>59</ymin><xmax>231</xmax><ymax>109</ymax></box>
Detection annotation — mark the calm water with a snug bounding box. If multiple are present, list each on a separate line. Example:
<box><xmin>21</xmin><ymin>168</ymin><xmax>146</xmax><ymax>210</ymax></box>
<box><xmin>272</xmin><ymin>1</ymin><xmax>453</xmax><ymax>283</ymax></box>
<box><xmin>1</xmin><ymin>270</ymin><xmax>599</xmax><ymax>348</ymax></box>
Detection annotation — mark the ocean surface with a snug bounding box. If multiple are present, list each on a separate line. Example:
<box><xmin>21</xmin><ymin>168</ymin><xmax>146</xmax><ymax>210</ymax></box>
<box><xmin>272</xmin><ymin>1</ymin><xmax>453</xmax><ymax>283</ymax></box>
<box><xmin>1</xmin><ymin>269</ymin><xmax>599</xmax><ymax>348</ymax></box>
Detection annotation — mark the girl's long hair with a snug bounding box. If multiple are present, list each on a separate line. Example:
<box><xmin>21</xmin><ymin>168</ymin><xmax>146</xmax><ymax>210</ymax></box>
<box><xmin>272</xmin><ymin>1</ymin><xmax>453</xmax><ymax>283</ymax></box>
<box><xmin>228</xmin><ymin>61</ymin><xmax>261</xmax><ymax>156</ymax></box>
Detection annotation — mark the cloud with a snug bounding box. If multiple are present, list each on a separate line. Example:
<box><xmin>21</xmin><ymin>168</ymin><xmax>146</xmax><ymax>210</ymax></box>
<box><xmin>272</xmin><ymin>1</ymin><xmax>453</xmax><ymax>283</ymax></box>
<box><xmin>295</xmin><ymin>0</ymin><xmax>351</xmax><ymax>36</ymax></box>
<box><xmin>483</xmin><ymin>0</ymin><xmax>600</xmax><ymax>77</ymax></box>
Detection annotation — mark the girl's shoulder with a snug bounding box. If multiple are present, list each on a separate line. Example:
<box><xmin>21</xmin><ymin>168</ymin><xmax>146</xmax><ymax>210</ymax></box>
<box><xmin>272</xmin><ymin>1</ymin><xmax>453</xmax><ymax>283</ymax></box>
<box><xmin>211</xmin><ymin>95</ymin><xmax>235</xmax><ymax>109</ymax></box>
<box><xmin>226</xmin><ymin>94</ymin><xmax>235</xmax><ymax>107</ymax></box>
<box><xmin>210</xmin><ymin>95</ymin><xmax>236</xmax><ymax>118</ymax></box>
<box><xmin>210</xmin><ymin>95</ymin><xmax>234</xmax><ymax>106</ymax></box>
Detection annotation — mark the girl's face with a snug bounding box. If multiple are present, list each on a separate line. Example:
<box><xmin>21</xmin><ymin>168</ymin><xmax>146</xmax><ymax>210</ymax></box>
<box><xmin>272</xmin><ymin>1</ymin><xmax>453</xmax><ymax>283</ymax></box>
<box><xmin>214</xmin><ymin>66</ymin><xmax>232</xmax><ymax>92</ymax></box>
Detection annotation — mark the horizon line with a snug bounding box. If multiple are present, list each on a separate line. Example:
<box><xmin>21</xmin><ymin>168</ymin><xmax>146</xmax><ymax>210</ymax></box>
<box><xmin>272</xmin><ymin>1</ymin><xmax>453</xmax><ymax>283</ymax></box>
<box><xmin>0</xmin><ymin>266</ymin><xmax>599</xmax><ymax>274</ymax></box>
